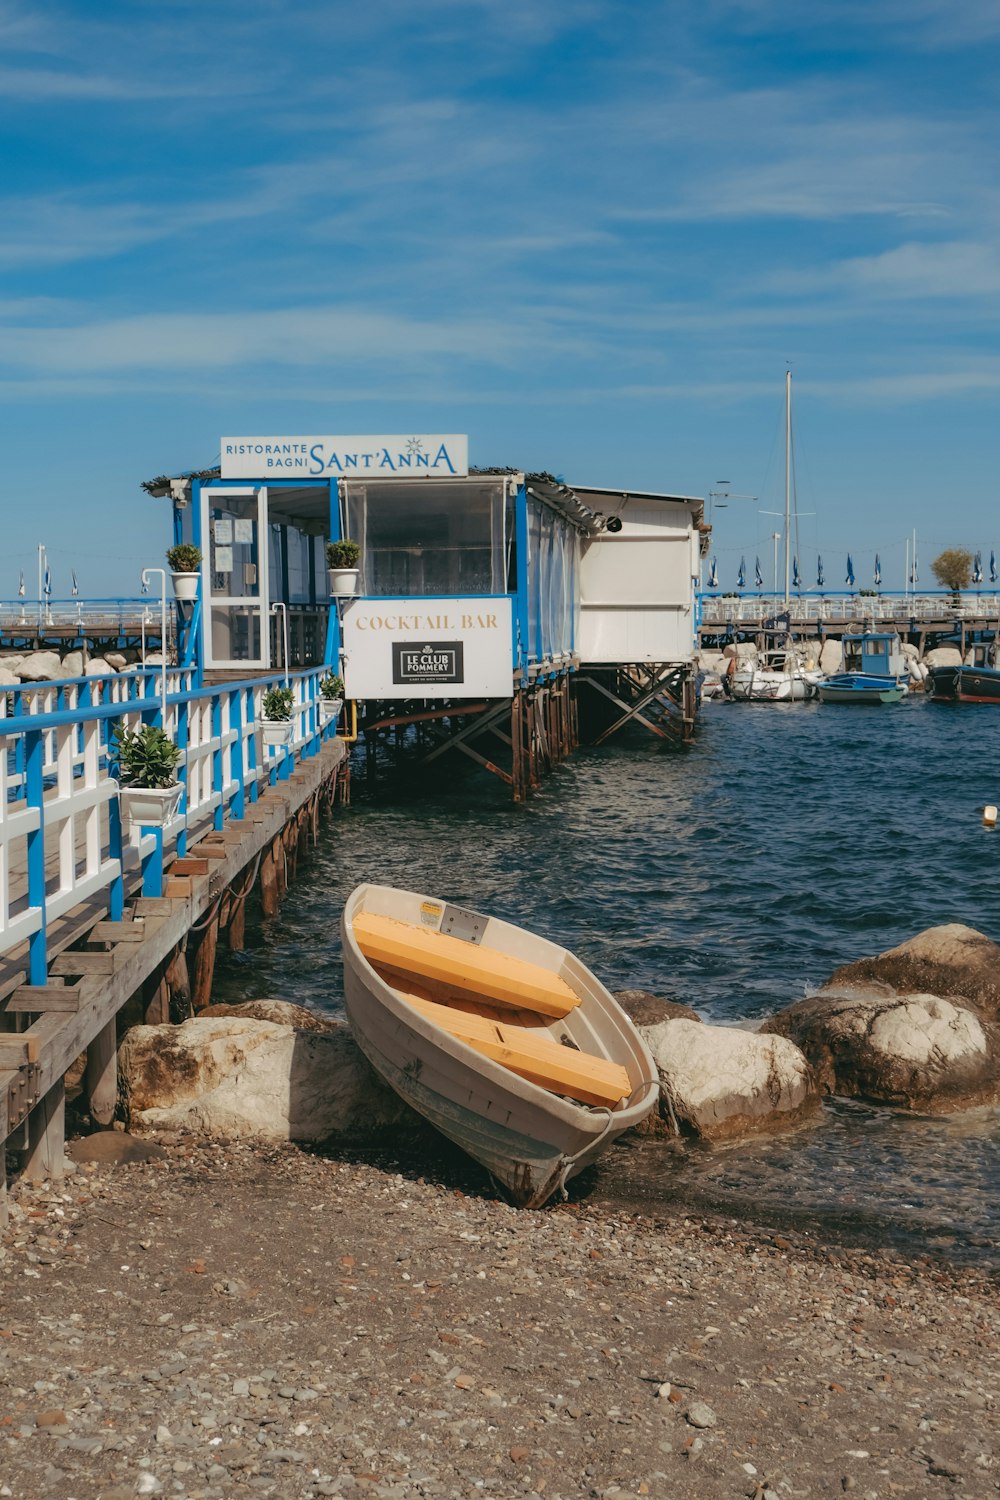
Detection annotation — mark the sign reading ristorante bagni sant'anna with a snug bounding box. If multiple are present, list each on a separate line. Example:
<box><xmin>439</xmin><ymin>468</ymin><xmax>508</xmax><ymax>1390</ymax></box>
<box><xmin>220</xmin><ymin>435</ymin><xmax>468</xmax><ymax>479</ymax></box>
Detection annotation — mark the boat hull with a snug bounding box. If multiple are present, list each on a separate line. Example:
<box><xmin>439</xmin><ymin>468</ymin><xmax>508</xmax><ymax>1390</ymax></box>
<box><xmin>817</xmin><ymin>673</ymin><xmax>908</xmax><ymax>704</ymax></box>
<box><xmin>340</xmin><ymin>884</ymin><xmax>660</xmax><ymax>1208</ymax></box>
<box><xmin>728</xmin><ymin>669</ymin><xmax>814</xmax><ymax>702</ymax></box>
<box><xmin>928</xmin><ymin>665</ymin><xmax>1000</xmax><ymax>704</ymax></box>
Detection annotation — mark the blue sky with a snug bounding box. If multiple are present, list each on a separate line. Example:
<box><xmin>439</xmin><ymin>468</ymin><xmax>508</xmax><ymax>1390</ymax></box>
<box><xmin>3</xmin><ymin>0</ymin><xmax>1000</xmax><ymax>594</ymax></box>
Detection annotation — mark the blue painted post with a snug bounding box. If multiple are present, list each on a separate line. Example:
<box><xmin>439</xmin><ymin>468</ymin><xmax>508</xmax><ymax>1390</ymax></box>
<box><xmin>229</xmin><ymin>690</ymin><xmax>245</xmax><ymax>821</ymax></box>
<box><xmin>515</xmin><ymin>483</ymin><xmax>530</xmax><ymax>687</ymax></box>
<box><xmin>212</xmin><ymin>693</ymin><xmax>224</xmax><ymax>830</ymax></box>
<box><xmin>140</xmin><ymin>826</ymin><xmax>164</xmax><ymax>897</ymax></box>
<box><xmin>245</xmin><ymin>687</ymin><xmax>259</xmax><ymax>803</ymax></box>
<box><xmin>176</xmin><ymin>698</ymin><xmax>189</xmax><ymax>858</ymax></box>
<box><xmin>25</xmin><ymin>728</ymin><xmax>48</xmax><ymax>985</ymax></box>
<box><xmin>107</xmin><ymin>794</ymin><xmax>124</xmax><ymax>921</ymax></box>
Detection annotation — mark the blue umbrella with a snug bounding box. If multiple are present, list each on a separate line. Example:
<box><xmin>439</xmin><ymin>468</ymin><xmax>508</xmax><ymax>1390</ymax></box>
<box><xmin>974</xmin><ymin>551</ymin><xmax>983</xmax><ymax>584</ymax></box>
<box><xmin>44</xmin><ymin>566</ymin><xmax>51</xmax><ymax>598</ymax></box>
<box><xmin>71</xmin><ymin>569</ymin><xmax>79</xmax><ymax>598</ymax></box>
<box><xmin>992</xmin><ymin>551</ymin><xmax>997</xmax><ymax>584</ymax></box>
<box><xmin>708</xmin><ymin>556</ymin><xmax>718</xmax><ymax>588</ymax></box>
<box><xmin>754</xmin><ymin>556</ymin><xmax>763</xmax><ymax>588</ymax></box>
<box><xmin>17</xmin><ymin>571</ymin><xmax>24</xmax><ymax>598</ymax></box>
<box><xmin>874</xmin><ymin>553</ymin><xmax>882</xmax><ymax>586</ymax></box>
<box><xmin>737</xmin><ymin>556</ymin><xmax>746</xmax><ymax>589</ymax></box>
<box><xmin>816</xmin><ymin>554</ymin><xmax>824</xmax><ymax>587</ymax></box>
<box><xmin>845</xmin><ymin>554</ymin><xmax>855</xmax><ymax>586</ymax></box>
<box><xmin>792</xmin><ymin>556</ymin><xmax>800</xmax><ymax>589</ymax></box>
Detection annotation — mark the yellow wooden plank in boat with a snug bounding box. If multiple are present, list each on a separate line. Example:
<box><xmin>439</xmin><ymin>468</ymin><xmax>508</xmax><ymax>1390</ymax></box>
<box><xmin>397</xmin><ymin>989</ymin><xmax>631</xmax><ymax>1108</ymax></box>
<box><xmin>353</xmin><ymin>912</ymin><xmax>581</xmax><ymax>1019</ymax></box>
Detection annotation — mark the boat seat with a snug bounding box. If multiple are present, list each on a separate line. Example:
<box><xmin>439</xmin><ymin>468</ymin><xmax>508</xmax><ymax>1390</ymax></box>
<box><xmin>393</xmin><ymin>985</ymin><xmax>631</xmax><ymax>1108</ymax></box>
<box><xmin>353</xmin><ymin>912</ymin><xmax>582</xmax><ymax>1019</ymax></box>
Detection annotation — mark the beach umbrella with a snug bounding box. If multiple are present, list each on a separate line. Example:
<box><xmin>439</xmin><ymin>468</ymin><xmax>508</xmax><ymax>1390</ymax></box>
<box><xmin>845</xmin><ymin>554</ymin><xmax>855</xmax><ymax>586</ymax></box>
<box><xmin>141</xmin><ymin>572</ymin><xmax>149</xmax><ymax>595</ymax></box>
<box><xmin>17</xmin><ymin>571</ymin><xmax>24</xmax><ymax>598</ymax></box>
<box><xmin>874</xmin><ymin>553</ymin><xmax>882</xmax><ymax>586</ymax></box>
<box><xmin>708</xmin><ymin>556</ymin><xmax>718</xmax><ymax>588</ymax></box>
<box><xmin>974</xmin><ymin>552</ymin><xmax>983</xmax><ymax>584</ymax></box>
<box><xmin>792</xmin><ymin>556</ymin><xmax>800</xmax><ymax>589</ymax></box>
<box><xmin>992</xmin><ymin>551</ymin><xmax>998</xmax><ymax>584</ymax></box>
<box><xmin>816</xmin><ymin>555</ymin><xmax>824</xmax><ymax>587</ymax></box>
<box><xmin>44</xmin><ymin>566</ymin><xmax>51</xmax><ymax>598</ymax></box>
<box><xmin>754</xmin><ymin>556</ymin><xmax>763</xmax><ymax>588</ymax></box>
<box><xmin>737</xmin><ymin>556</ymin><xmax>746</xmax><ymax>588</ymax></box>
<box><xmin>71</xmin><ymin>569</ymin><xmax>79</xmax><ymax>597</ymax></box>
<box><xmin>910</xmin><ymin>558</ymin><xmax>919</xmax><ymax>586</ymax></box>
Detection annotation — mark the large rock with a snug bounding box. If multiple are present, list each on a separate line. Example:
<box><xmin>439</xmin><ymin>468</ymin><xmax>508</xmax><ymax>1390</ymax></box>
<box><xmin>639</xmin><ymin>1018</ymin><xmax>818</xmax><ymax>1142</ymax></box>
<box><xmin>925</xmin><ymin>646</ymin><xmax>962</xmax><ymax>669</ymax></box>
<box><xmin>17</xmin><ymin>650</ymin><xmax>62</xmax><ymax>682</ymax></box>
<box><xmin>61</xmin><ymin>650</ymin><xmax>86</xmax><ymax>677</ymax></box>
<box><xmin>819</xmin><ymin>638</ymin><xmax>843</xmax><ymax>674</ymax></box>
<box><xmin>85</xmin><ymin>658</ymin><xmax>113</xmax><ymax>677</ymax></box>
<box><xmin>0</xmin><ymin>667</ymin><xmax>19</xmax><ymax>686</ymax></box>
<box><xmin>104</xmin><ymin>653</ymin><xmax>127</xmax><ymax>671</ymax></box>
<box><xmin>199</xmin><ymin>999</ymin><xmax>338</xmax><ymax>1034</ymax></box>
<box><xmin>614</xmin><ymin>990</ymin><xmax>701</xmax><ymax>1027</ymax></box>
<box><xmin>763</xmin><ymin>983</ymin><xmax>1000</xmax><ymax>1112</ymax></box>
<box><xmin>119</xmin><ymin>1017</ymin><xmax>414</xmax><ymax>1142</ymax></box>
<box><xmin>828</xmin><ymin>924</ymin><xmax>1000</xmax><ymax>1020</ymax></box>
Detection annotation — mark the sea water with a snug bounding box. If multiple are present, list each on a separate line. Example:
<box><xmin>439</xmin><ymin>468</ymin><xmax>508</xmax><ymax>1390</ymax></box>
<box><xmin>213</xmin><ymin>694</ymin><xmax>1000</xmax><ymax>1267</ymax></box>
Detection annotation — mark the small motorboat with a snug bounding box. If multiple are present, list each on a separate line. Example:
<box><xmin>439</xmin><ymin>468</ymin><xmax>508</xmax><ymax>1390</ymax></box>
<box><xmin>817</xmin><ymin>631</ymin><xmax>910</xmax><ymax>705</ymax></box>
<box><xmin>725</xmin><ymin>649</ymin><xmax>818</xmax><ymax>702</ymax></box>
<box><xmin>340</xmin><ymin>883</ymin><xmax>660</xmax><ymax>1208</ymax></box>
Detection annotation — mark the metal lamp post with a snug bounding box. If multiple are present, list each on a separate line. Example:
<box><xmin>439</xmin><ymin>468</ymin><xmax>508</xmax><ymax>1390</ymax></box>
<box><xmin>141</xmin><ymin>567</ymin><xmax>168</xmax><ymax>724</ymax></box>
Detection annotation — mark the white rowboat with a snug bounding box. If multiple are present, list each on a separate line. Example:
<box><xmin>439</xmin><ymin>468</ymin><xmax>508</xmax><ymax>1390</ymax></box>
<box><xmin>341</xmin><ymin>883</ymin><xmax>660</xmax><ymax>1208</ymax></box>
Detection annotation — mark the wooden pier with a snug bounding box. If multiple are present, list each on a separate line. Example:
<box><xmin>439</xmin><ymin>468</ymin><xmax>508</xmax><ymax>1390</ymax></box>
<box><xmin>0</xmin><ymin>666</ymin><xmax>348</xmax><ymax>1222</ymax></box>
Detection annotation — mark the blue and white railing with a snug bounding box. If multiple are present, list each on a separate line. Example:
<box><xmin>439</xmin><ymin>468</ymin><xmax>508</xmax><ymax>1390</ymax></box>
<box><xmin>0</xmin><ymin>666</ymin><xmax>340</xmax><ymax>987</ymax></box>
<box><xmin>699</xmin><ymin>590</ymin><xmax>1000</xmax><ymax>625</ymax></box>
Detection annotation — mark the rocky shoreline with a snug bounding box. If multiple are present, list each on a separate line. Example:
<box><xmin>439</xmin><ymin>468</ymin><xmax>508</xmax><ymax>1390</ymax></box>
<box><xmin>1</xmin><ymin>1131</ymin><xmax>997</xmax><ymax>1500</ymax></box>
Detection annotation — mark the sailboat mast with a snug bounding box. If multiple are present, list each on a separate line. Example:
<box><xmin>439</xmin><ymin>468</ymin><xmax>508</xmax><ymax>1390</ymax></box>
<box><xmin>784</xmin><ymin>370</ymin><xmax>791</xmax><ymax>608</ymax></box>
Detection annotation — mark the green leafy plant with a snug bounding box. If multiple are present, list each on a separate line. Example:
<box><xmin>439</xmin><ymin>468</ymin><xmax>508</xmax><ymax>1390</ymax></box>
<box><xmin>113</xmin><ymin>724</ymin><xmax>181</xmax><ymax>788</ymax></box>
<box><xmin>262</xmin><ymin>686</ymin><xmax>294</xmax><ymax>721</ymax></box>
<box><xmin>166</xmin><ymin>543</ymin><xmax>202</xmax><ymax>572</ymax></box>
<box><xmin>858</xmin><ymin>588</ymin><xmax>878</xmax><ymax>597</ymax></box>
<box><xmin>319</xmin><ymin>673</ymin><xmax>344</xmax><ymax>700</ymax></box>
<box><xmin>326</xmin><ymin>539</ymin><xmax>361</xmax><ymax>569</ymax></box>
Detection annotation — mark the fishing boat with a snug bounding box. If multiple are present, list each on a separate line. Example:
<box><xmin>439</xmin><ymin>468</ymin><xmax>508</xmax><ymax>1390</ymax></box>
<box><xmin>817</xmin><ymin>631</ymin><xmax>910</xmax><ymax>704</ymax></box>
<box><xmin>928</xmin><ymin>639</ymin><xmax>1000</xmax><ymax>703</ymax></box>
<box><xmin>340</xmin><ymin>883</ymin><xmax>660</xmax><ymax>1208</ymax></box>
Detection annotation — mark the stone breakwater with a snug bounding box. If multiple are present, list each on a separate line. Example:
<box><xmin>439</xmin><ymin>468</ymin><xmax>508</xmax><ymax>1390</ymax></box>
<box><xmin>0</xmin><ymin>647</ymin><xmax>157</xmax><ymax>685</ymax></box>
<box><xmin>1</xmin><ymin>1134</ymin><xmax>997</xmax><ymax>1500</ymax></box>
<box><xmin>114</xmin><ymin>925</ymin><xmax>1000</xmax><ymax>1155</ymax></box>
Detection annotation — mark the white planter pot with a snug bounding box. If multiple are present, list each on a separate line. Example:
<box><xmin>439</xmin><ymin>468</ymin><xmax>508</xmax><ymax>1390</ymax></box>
<box><xmin>119</xmin><ymin>781</ymin><xmax>183</xmax><ymax>828</ymax></box>
<box><xmin>319</xmin><ymin>696</ymin><xmax>343</xmax><ymax>726</ymax></box>
<box><xmin>171</xmin><ymin>571</ymin><xmax>199</xmax><ymax>601</ymax></box>
<box><xmin>328</xmin><ymin>568</ymin><xmax>359</xmax><ymax>597</ymax></box>
<box><xmin>262</xmin><ymin>719</ymin><xmax>294</xmax><ymax>748</ymax></box>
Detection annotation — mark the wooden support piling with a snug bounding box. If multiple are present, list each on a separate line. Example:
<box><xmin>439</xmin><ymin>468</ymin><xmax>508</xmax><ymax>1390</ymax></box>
<box><xmin>23</xmin><ymin>1080</ymin><xmax>65</xmax><ymax>1182</ymax></box>
<box><xmin>166</xmin><ymin>946</ymin><xmax>191</xmax><ymax>1019</ymax></box>
<box><xmin>189</xmin><ymin>910</ymin><xmax>220</xmax><ymax>1012</ymax></box>
<box><xmin>85</xmin><ymin>1019</ymin><xmax>118</xmax><ymax>1128</ymax></box>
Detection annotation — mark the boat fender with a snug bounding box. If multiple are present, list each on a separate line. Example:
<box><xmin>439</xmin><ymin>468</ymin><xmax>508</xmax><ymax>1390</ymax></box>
<box><xmin>984</xmin><ymin>804</ymin><xmax>998</xmax><ymax>827</ymax></box>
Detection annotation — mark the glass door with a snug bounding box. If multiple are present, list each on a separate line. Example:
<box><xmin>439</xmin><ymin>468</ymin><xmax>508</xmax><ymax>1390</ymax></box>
<box><xmin>200</xmin><ymin>487</ymin><xmax>270</xmax><ymax>670</ymax></box>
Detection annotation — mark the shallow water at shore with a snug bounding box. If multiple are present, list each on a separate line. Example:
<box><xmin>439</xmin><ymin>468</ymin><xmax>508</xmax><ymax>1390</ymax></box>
<box><xmin>214</xmin><ymin>694</ymin><xmax>1000</xmax><ymax>1265</ymax></box>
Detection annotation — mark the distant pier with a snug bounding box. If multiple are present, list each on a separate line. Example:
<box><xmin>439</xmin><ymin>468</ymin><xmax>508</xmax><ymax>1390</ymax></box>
<box><xmin>699</xmin><ymin>590</ymin><xmax>1000</xmax><ymax>654</ymax></box>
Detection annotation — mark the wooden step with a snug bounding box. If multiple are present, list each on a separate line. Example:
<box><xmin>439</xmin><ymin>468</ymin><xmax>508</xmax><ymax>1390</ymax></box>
<box><xmin>0</xmin><ymin>1034</ymin><xmax>40</xmax><ymax>1066</ymax></box>
<box><xmin>90</xmin><ymin>920</ymin><xmax>146</xmax><ymax>944</ymax></box>
<box><xmin>394</xmin><ymin>987</ymin><xmax>630</xmax><ymax>1108</ymax></box>
<box><xmin>6</xmin><ymin>983</ymin><xmax>81</xmax><ymax>1014</ymax></box>
<box><xmin>50</xmin><ymin>951</ymin><xmax>116</xmax><ymax>976</ymax></box>
<box><xmin>353</xmin><ymin>913</ymin><xmax>581</xmax><ymax>1020</ymax></box>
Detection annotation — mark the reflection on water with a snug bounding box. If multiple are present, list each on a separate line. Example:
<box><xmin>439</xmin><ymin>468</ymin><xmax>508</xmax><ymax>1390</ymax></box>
<box><xmin>214</xmin><ymin>695</ymin><xmax>1000</xmax><ymax>1263</ymax></box>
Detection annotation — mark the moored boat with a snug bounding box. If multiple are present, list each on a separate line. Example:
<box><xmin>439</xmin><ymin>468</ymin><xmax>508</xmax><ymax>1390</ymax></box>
<box><xmin>340</xmin><ymin>883</ymin><xmax>660</xmax><ymax>1208</ymax></box>
<box><xmin>816</xmin><ymin>631</ymin><xmax>909</xmax><ymax>705</ymax></box>
<box><xmin>928</xmin><ymin>640</ymin><xmax>1000</xmax><ymax>703</ymax></box>
<box><xmin>726</xmin><ymin>649</ymin><xmax>818</xmax><ymax>702</ymax></box>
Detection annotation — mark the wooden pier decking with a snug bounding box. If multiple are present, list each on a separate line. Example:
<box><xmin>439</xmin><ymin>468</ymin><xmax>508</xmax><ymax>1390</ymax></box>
<box><xmin>0</xmin><ymin>735</ymin><xmax>346</xmax><ymax>1221</ymax></box>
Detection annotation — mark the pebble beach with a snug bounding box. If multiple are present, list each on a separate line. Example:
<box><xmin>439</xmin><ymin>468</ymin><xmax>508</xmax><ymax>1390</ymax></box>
<box><xmin>1</xmin><ymin>1133</ymin><xmax>996</xmax><ymax>1500</ymax></box>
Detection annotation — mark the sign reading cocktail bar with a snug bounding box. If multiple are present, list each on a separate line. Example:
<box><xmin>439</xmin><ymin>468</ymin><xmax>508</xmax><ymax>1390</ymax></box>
<box><xmin>343</xmin><ymin>597</ymin><xmax>513</xmax><ymax>700</ymax></box>
<box><xmin>220</xmin><ymin>435</ymin><xmax>468</xmax><ymax>479</ymax></box>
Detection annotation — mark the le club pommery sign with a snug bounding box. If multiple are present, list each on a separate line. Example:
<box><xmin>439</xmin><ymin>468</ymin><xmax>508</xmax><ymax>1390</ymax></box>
<box><xmin>221</xmin><ymin>435</ymin><xmax>468</xmax><ymax>479</ymax></box>
<box><xmin>343</xmin><ymin>598</ymin><xmax>513</xmax><ymax>700</ymax></box>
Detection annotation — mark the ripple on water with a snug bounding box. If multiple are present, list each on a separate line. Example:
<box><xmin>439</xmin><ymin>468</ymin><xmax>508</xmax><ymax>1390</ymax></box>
<box><xmin>214</xmin><ymin>695</ymin><xmax>1000</xmax><ymax>1261</ymax></box>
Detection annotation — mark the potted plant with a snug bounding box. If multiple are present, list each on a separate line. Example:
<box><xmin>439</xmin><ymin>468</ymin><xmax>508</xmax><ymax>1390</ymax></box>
<box><xmin>318</xmin><ymin>672</ymin><xmax>344</xmax><ymax>725</ymax></box>
<box><xmin>113</xmin><ymin>723</ymin><xmax>183</xmax><ymax>827</ymax></box>
<box><xmin>261</xmin><ymin>684</ymin><xmax>295</xmax><ymax>747</ymax></box>
<box><xmin>166</xmin><ymin>543</ymin><xmax>202</xmax><ymax>601</ymax></box>
<box><xmin>326</xmin><ymin>539</ymin><xmax>361</xmax><ymax>597</ymax></box>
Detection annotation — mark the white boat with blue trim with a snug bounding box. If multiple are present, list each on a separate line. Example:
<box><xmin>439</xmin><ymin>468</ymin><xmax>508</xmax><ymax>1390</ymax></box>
<box><xmin>340</xmin><ymin>883</ymin><xmax>660</xmax><ymax>1208</ymax></box>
